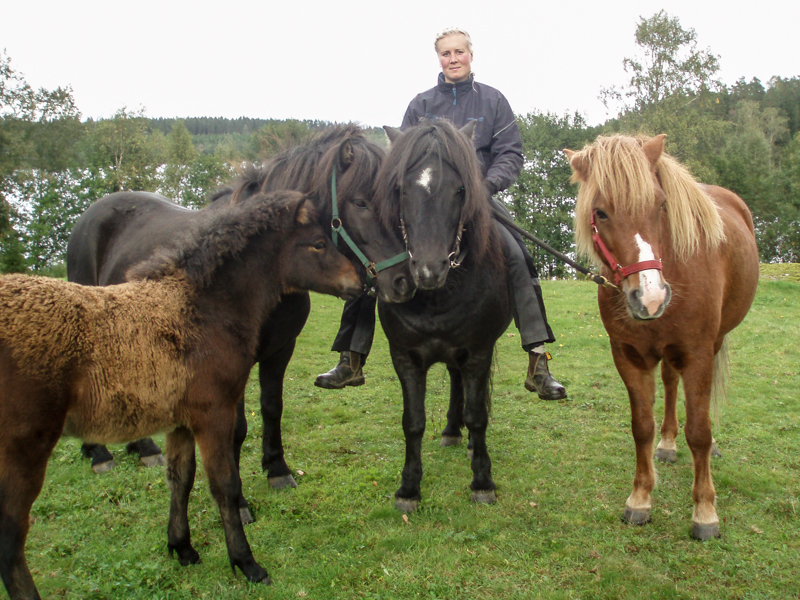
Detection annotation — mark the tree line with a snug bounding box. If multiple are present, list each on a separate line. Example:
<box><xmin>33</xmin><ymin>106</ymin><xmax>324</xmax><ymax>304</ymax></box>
<box><xmin>2</xmin><ymin>11</ymin><xmax>799</xmax><ymax>276</ymax></box>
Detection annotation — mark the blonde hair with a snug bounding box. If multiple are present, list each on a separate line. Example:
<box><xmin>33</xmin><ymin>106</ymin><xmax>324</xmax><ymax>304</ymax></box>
<box><xmin>434</xmin><ymin>28</ymin><xmax>473</xmax><ymax>54</ymax></box>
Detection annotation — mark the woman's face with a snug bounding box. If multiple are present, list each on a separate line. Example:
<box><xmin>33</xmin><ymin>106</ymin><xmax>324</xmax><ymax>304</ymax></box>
<box><xmin>436</xmin><ymin>33</ymin><xmax>472</xmax><ymax>84</ymax></box>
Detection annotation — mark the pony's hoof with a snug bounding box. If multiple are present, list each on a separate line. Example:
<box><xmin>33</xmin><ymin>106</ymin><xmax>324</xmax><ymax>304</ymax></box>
<box><xmin>140</xmin><ymin>453</ymin><xmax>166</xmax><ymax>468</ymax></box>
<box><xmin>169</xmin><ymin>543</ymin><xmax>201</xmax><ymax>566</ymax></box>
<box><xmin>395</xmin><ymin>497</ymin><xmax>419</xmax><ymax>513</ymax></box>
<box><xmin>240</xmin><ymin>507</ymin><xmax>254</xmax><ymax>525</ymax></box>
<box><xmin>471</xmin><ymin>490</ymin><xmax>497</xmax><ymax>505</ymax></box>
<box><xmin>655</xmin><ymin>448</ymin><xmax>677</xmax><ymax>463</ymax></box>
<box><xmin>268</xmin><ymin>474</ymin><xmax>298</xmax><ymax>489</ymax></box>
<box><xmin>711</xmin><ymin>443</ymin><xmax>722</xmax><ymax>458</ymax></box>
<box><xmin>440</xmin><ymin>435</ymin><xmax>462</xmax><ymax>447</ymax></box>
<box><xmin>241</xmin><ymin>563</ymin><xmax>271</xmax><ymax>584</ymax></box>
<box><xmin>622</xmin><ymin>506</ymin><xmax>651</xmax><ymax>526</ymax></box>
<box><xmin>92</xmin><ymin>460</ymin><xmax>117</xmax><ymax>474</ymax></box>
<box><xmin>691</xmin><ymin>522</ymin><xmax>720</xmax><ymax>541</ymax></box>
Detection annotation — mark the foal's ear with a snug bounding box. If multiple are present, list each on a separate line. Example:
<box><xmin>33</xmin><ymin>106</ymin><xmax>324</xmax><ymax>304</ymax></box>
<box><xmin>642</xmin><ymin>134</ymin><xmax>667</xmax><ymax>167</ymax></box>
<box><xmin>287</xmin><ymin>193</ymin><xmax>316</xmax><ymax>228</ymax></box>
<box><xmin>459</xmin><ymin>120</ymin><xmax>477</xmax><ymax>141</ymax></box>
<box><xmin>384</xmin><ymin>126</ymin><xmax>401</xmax><ymax>144</ymax></box>
<box><xmin>338</xmin><ymin>139</ymin><xmax>355</xmax><ymax>172</ymax></box>
<box><xmin>563</xmin><ymin>148</ymin><xmax>588</xmax><ymax>182</ymax></box>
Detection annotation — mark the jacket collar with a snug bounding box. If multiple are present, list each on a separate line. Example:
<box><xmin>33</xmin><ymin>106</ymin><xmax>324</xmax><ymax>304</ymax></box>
<box><xmin>436</xmin><ymin>72</ymin><xmax>475</xmax><ymax>95</ymax></box>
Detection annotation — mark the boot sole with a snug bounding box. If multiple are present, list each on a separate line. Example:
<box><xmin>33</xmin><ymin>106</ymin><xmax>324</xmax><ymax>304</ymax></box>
<box><xmin>314</xmin><ymin>376</ymin><xmax>365</xmax><ymax>390</ymax></box>
<box><xmin>525</xmin><ymin>379</ymin><xmax>567</xmax><ymax>400</ymax></box>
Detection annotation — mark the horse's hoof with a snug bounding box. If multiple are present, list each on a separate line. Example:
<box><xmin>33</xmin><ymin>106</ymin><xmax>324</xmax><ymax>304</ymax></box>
<box><xmin>471</xmin><ymin>490</ymin><xmax>497</xmax><ymax>505</ymax></box>
<box><xmin>169</xmin><ymin>543</ymin><xmax>201</xmax><ymax>566</ymax></box>
<box><xmin>440</xmin><ymin>435</ymin><xmax>462</xmax><ymax>447</ymax></box>
<box><xmin>691</xmin><ymin>522</ymin><xmax>720</xmax><ymax>541</ymax></box>
<box><xmin>622</xmin><ymin>506</ymin><xmax>651</xmax><ymax>526</ymax></box>
<box><xmin>92</xmin><ymin>460</ymin><xmax>117</xmax><ymax>474</ymax></box>
<box><xmin>711</xmin><ymin>444</ymin><xmax>722</xmax><ymax>458</ymax></box>
<box><xmin>268</xmin><ymin>474</ymin><xmax>298</xmax><ymax>489</ymax></box>
<box><xmin>140</xmin><ymin>453</ymin><xmax>166</xmax><ymax>468</ymax></box>
<box><xmin>395</xmin><ymin>497</ymin><xmax>419</xmax><ymax>513</ymax></box>
<box><xmin>240</xmin><ymin>507</ymin><xmax>254</xmax><ymax>525</ymax></box>
<box><xmin>655</xmin><ymin>448</ymin><xmax>677</xmax><ymax>463</ymax></box>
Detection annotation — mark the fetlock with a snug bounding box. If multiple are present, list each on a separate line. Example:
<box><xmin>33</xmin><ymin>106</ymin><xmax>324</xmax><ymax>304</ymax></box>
<box><xmin>524</xmin><ymin>350</ymin><xmax>567</xmax><ymax>400</ymax></box>
<box><xmin>314</xmin><ymin>351</ymin><xmax>366</xmax><ymax>389</ymax></box>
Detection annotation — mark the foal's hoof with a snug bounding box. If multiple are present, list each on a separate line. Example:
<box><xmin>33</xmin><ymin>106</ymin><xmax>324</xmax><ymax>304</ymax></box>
<box><xmin>92</xmin><ymin>460</ymin><xmax>117</xmax><ymax>474</ymax></box>
<box><xmin>470</xmin><ymin>490</ymin><xmax>497</xmax><ymax>505</ymax></box>
<box><xmin>691</xmin><ymin>522</ymin><xmax>720</xmax><ymax>541</ymax></box>
<box><xmin>395</xmin><ymin>497</ymin><xmax>419</xmax><ymax>513</ymax></box>
<box><xmin>240</xmin><ymin>507</ymin><xmax>254</xmax><ymax>525</ymax></box>
<box><xmin>440</xmin><ymin>435</ymin><xmax>463</xmax><ymax>447</ymax></box>
<box><xmin>140</xmin><ymin>453</ymin><xmax>167</xmax><ymax>468</ymax></box>
<box><xmin>655</xmin><ymin>448</ymin><xmax>677</xmax><ymax>463</ymax></box>
<box><xmin>622</xmin><ymin>506</ymin><xmax>652</xmax><ymax>526</ymax></box>
<box><xmin>268</xmin><ymin>474</ymin><xmax>298</xmax><ymax>489</ymax></box>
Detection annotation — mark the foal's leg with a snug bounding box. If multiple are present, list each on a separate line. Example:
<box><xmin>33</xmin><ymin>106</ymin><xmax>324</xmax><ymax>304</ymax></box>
<box><xmin>194</xmin><ymin>410</ymin><xmax>269</xmax><ymax>583</ymax></box>
<box><xmin>258</xmin><ymin>343</ymin><xmax>299</xmax><ymax>489</ymax></box>
<box><xmin>440</xmin><ymin>366</ymin><xmax>464</xmax><ymax>447</ymax></box>
<box><xmin>165</xmin><ymin>427</ymin><xmax>200</xmax><ymax>566</ymax></box>
<box><xmin>231</xmin><ymin>399</ymin><xmax>253</xmax><ymax>525</ymax></box>
<box><xmin>682</xmin><ymin>352</ymin><xmax>720</xmax><ymax>540</ymax></box>
<box><xmin>655</xmin><ymin>360</ymin><xmax>680</xmax><ymax>463</ymax></box>
<box><xmin>392</xmin><ymin>355</ymin><xmax>428</xmax><ymax>513</ymax></box>
<box><xmin>461</xmin><ymin>360</ymin><xmax>496</xmax><ymax>504</ymax></box>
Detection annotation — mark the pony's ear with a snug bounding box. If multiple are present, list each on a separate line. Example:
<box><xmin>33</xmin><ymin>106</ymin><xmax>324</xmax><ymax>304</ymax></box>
<box><xmin>459</xmin><ymin>120</ymin><xmax>477</xmax><ymax>141</ymax></box>
<box><xmin>384</xmin><ymin>126</ymin><xmax>401</xmax><ymax>143</ymax></box>
<box><xmin>338</xmin><ymin>139</ymin><xmax>355</xmax><ymax>172</ymax></box>
<box><xmin>642</xmin><ymin>134</ymin><xmax>666</xmax><ymax>167</ymax></box>
<box><xmin>293</xmin><ymin>195</ymin><xmax>317</xmax><ymax>226</ymax></box>
<box><xmin>563</xmin><ymin>148</ymin><xmax>588</xmax><ymax>181</ymax></box>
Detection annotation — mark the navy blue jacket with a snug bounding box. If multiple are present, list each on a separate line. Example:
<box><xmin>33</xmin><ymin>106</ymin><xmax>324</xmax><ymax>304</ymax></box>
<box><xmin>401</xmin><ymin>73</ymin><xmax>524</xmax><ymax>195</ymax></box>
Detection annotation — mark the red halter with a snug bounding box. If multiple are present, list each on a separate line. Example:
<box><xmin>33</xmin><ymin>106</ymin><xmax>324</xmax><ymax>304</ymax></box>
<box><xmin>591</xmin><ymin>215</ymin><xmax>663</xmax><ymax>287</ymax></box>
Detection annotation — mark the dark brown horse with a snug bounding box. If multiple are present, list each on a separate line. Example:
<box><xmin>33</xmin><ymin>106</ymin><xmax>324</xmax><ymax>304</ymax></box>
<box><xmin>565</xmin><ymin>134</ymin><xmax>759</xmax><ymax>540</ymax></box>
<box><xmin>67</xmin><ymin>125</ymin><xmax>410</xmax><ymax>518</ymax></box>
<box><xmin>0</xmin><ymin>190</ymin><xmax>362</xmax><ymax>599</ymax></box>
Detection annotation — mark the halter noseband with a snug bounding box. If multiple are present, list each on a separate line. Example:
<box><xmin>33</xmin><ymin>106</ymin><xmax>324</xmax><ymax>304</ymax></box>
<box><xmin>330</xmin><ymin>165</ymin><xmax>409</xmax><ymax>290</ymax></box>
<box><xmin>591</xmin><ymin>214</ymin><xmax>663</xmax><ymax>287</ymax></box>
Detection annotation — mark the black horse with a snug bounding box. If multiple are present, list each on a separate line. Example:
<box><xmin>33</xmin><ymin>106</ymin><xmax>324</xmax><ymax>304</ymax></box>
<box><xmin>67</xmin><ymin>124</ymin><xmax>411</xmax><ymax>520</ymax></box>
<box><xmin>374</xmin><ymin>120</ymin><xmax>513</xmax><ymax>511</ymax></box>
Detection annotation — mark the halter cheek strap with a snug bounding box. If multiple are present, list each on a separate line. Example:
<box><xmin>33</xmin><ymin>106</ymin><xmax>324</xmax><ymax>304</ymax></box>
<box><xmin>591</xmin><ymin>215</ymin><xmax>663</xmax><ymax>287</ymax></box>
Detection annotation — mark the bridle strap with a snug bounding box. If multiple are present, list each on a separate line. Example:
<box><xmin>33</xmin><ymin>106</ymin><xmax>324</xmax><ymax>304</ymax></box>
<box><xmin>591</xmin><ymin>215</ymin><xmax>662</xmax><ymax>287</ymax></box>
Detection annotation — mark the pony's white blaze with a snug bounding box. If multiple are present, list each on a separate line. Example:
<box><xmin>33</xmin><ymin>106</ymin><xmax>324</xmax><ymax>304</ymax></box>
<box><xmin>634</xmin><ymin>233</ymin><xmax>666</xmax><ymax>315</ymax></box>
<box><xmin>416</xmin><ymin>167</ymin><xmax>433</xmax><ymax>192</ymax></box>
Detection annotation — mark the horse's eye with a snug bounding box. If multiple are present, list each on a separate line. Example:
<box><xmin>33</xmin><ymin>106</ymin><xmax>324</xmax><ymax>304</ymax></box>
<box><xmin>313</xmin><ymin>239</ymin><xmax>327</xmax><ymax>251</ymax></box>
<box><xmin>354</xmin><ymin>199</ymin><xmax>368</xmax><ymax>210</ymax></box>
<box><xmin>595</xmin><ymin>209</ymin><xmax>609</xmax><ymax>220</ymax></box>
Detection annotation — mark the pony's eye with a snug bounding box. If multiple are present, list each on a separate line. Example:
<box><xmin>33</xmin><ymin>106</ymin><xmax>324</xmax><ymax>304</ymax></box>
<box><xmin>354</xmin><ymin>199</ymin><xmax>367</xmax><ymax>210</ymax></box>
<box><xmin>595</xmin><ymin>209</ymin><xmax>609</xmax><ymax>220</ymax></box>
<box><xmin>313</xmin><ymin>240</ymin><xmax>327</xmax><ymax>251</ymax></box>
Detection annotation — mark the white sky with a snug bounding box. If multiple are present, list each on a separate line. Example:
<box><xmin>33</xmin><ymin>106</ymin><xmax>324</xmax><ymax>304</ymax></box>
<box><xmin>2</xmin><ymin>0</ymin><xmax>797</xmax><ymax>128</ymax></box>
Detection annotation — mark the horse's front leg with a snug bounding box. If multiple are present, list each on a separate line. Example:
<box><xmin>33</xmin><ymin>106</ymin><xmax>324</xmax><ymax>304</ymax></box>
<box><xmin>655</xmin><ymin>360</ymin><xmax>680</xmax><ymax>463</ymax></box>
<box><xmin>440</xmin><ymin>366</ymin><xmax>464</xmax><ymax>447</ymax></box>
<box><xmin>194</xmin><ymin>407</ymin><xmax>270</xmax><ymax>583</ymax></box>
<box><xmin>682</xmin><ymin>351</ymin><xmax>720</xmax><ymax>540</ymax></box>
<box><xmin>611</xmin><ymin>342</ymin><xmax>657</xmax><ymax>526</ymax></box>
<box><xmin>231</xmin><ymin>399</ymin><xmax>253</xmax><ymax>524</ymax></box>
<box><xmin>165</xmin><ymin>427</ymin><xmax>200</xmax><ymax>566</ymax></box>
<box><xmin>258</xmin><ymin>343</ymin><xmax>298</xmax><ymax>489</ymax></box>
<box><xmin>392</xmin><ymin>354</ymin><xmax>428</xmax><ymax>513</ymax></box>
<box><xmin>461</xmin><ymin>359</ymin><xmax>496</xmax><ymax>504</ymax></box>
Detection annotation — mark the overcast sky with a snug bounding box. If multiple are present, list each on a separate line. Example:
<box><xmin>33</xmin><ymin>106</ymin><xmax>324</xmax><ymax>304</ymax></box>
<box><xmin>2</xmin><ymin>0</ymin><xmax>797</xmax><ymax>128</ymax></box>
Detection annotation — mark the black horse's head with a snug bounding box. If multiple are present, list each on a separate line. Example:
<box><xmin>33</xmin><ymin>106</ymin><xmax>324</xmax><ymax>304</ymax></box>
<box><xmin>377</xmin><ymin>119</ymin><xmax>491</xmax><ymax>290</ymax></box>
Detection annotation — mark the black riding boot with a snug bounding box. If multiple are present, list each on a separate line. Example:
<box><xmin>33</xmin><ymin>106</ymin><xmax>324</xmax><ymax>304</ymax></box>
<box><xmin>525</xmin><ymin>351</ymin><xmax>567</xmax><ymax>400</ymax></box>
<box><xmin>314</xmin><ymin>351</ymin><xmax>365</xmax><ymax>389</ymax></box>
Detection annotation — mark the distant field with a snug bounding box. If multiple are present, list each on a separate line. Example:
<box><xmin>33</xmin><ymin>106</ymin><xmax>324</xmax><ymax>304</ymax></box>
<box><xmin>21</xmin><ymin>278</ymin><xmax>800</xmax><ymax>600</ymax></box>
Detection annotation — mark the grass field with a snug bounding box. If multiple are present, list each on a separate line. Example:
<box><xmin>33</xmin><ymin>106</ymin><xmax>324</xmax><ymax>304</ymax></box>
<box><xmin>18</xmin><ymin>276</ymin><xmax>800</xmax><ymax>600</ymax></box>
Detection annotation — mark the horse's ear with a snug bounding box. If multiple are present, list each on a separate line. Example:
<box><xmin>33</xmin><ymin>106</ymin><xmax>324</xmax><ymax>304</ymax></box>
<box><xmin>293</xmin><ymin>195</ymin><xmax>317</xmax><ymax>226</ymax></box>
<box><xmin>563</xmin><ymin>148</ymin><xmax>588</xmax><ymax>181</ymax></box>
<box><xmin>338</xmin><ymin>139</ymin><xmax>355</xmax><ymax>172</ymax></box>
<box><xmin>642</xmin><ymin>134</ymin><xmax>667</xmax><ymax>167</ymax></box>
<box><xmin>459</xmin><ymin>120</ymin><xmax>477</xmax><ymax>141</ymax></box>
<box><xmin>384</xmin><ymin>126</ymin><xmax>401</xmax><ymax>143</ymax></box>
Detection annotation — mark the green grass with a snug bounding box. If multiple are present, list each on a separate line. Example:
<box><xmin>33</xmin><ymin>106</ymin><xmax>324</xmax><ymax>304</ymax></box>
<box><xmin>19</xmin><ymin>278</ymin><xmax>800</xmax><ymax>599</ymax></box>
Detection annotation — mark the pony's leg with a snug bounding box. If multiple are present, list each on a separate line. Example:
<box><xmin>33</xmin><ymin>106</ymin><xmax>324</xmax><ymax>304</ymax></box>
<box><xmin>441</xmin><ymin>366</ymin><xmax>464</xmax><ymax>447</ymax></box>
<box><xmin>682</xmin><ymin>354</ymin><xmax>720</xmax><ymax>540</ymax></box>
<box><xmin>611</xmin><ymin>344</ymin><xmax>657</xmax><ymax>526</ymax></box>
<box><xmin>655</xmin><ymin>360</ymin><xmax>680</xmax><ymax>463</ymax></box>
<box><xmin>193</xmin><ymin>410</ymin><xmax>269</xmax><ymax>584</ymax></box>
<box><xmin>81</xmin><ymin>443</ymin><xmax>118</xmax><ymax>473</ymax></box>
<box><xmin>125</xmin><ymin>438</ymin><xmax>166</xmax><ymax>468</ymax></box>
<box><xmin>258</xmin><ymin>344</ymin><xmax>298</xmax><ymax>489</ymax></box>
<box><xmin>165</xmin><ymin>427</ymin><xmax>200</xmax><ymax>566</ymax></box>
<box><xmin>231</xmin><ymin>399</ymin><xmax>253</xmax><ymax>525</ymax></box>
<box><xmin>461</xmin><ymin>360</ymin><xmax>496</xmax><ymax>505</ymax></box>
<box><xmin>392</xmin><ymin>355</ymin><xmax>428</xmax><ymax>513</ymax></box>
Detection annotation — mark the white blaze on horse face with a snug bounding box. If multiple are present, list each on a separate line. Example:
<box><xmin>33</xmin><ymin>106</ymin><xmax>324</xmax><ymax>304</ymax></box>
<box><xmin>634</xmin><ymin>233</ymin><xmax>666</xmax><ymax>316</ymax></box>
<box><xmin>416</xmin><ymin>167</ymin><xmax>433</xmax><ymax>193</ymax></box>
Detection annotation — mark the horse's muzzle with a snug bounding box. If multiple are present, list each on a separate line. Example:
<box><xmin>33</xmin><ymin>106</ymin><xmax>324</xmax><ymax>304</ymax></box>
<box><xmin>626</xmin><ymin>281</ymin><xmax>672</xmax><ymax>320</ymax></box>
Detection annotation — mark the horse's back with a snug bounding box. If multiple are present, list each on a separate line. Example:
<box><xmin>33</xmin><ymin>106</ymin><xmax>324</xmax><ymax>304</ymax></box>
<box><xmin>67</xmin><ymin>191</ymin><xmax>197</xmax><ymax>286</ymax></box>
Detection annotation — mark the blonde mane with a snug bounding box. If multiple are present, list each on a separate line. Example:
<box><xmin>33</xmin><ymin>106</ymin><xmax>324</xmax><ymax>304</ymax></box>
<box><xmin>572</xmin><ymin>135</ymin><xmax>725</xmax><ymax>266</ymax></box>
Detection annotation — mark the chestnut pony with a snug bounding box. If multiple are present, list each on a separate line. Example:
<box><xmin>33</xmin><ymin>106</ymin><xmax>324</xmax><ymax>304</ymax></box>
<box><xmin>565</xmin><ymin>134</ymin><xmax>759</xmax><ymax>540</ymax></box>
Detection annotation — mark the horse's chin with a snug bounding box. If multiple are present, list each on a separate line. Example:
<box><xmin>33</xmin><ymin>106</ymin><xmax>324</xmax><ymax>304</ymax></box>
<box><xmin>378</xmin><ymin>286</ymin><xmax>416</xmax><ymax>304</ymax></box>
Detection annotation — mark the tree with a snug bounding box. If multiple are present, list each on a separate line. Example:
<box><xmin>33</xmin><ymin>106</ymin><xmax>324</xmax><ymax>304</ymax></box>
<box><xmin>163</xmin><ymin>119</ymin><xmax>197</xmax><ymax>204</ymax></box>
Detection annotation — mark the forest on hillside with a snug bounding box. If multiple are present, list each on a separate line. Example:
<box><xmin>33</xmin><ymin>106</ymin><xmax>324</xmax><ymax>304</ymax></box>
<box><xmin>2</xmin><ymin>11</ymin><xmax>798</xmax><ymax>276</ymax></box>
